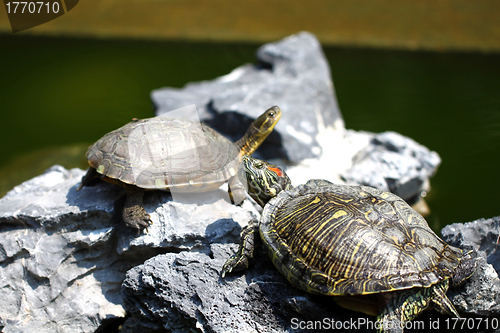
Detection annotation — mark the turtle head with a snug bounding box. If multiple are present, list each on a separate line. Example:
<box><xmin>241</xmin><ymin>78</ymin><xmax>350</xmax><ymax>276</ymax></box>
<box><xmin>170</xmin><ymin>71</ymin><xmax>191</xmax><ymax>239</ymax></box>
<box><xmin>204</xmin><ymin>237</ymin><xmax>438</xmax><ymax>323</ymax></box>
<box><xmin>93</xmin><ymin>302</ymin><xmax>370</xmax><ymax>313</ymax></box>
<box><xmin>238</xmin><ymin>156</ymin><xmax>292</xmax><ymax>207</ymax></box>
<box><xmin>252</xmin><ymin>106</ymin><xmax>281</xmax><ymax>136</ymax></box>
<box><xmin>236</xmin><ymin>106</ymin><xmax>281</xmax><ymax>157</ymax></box>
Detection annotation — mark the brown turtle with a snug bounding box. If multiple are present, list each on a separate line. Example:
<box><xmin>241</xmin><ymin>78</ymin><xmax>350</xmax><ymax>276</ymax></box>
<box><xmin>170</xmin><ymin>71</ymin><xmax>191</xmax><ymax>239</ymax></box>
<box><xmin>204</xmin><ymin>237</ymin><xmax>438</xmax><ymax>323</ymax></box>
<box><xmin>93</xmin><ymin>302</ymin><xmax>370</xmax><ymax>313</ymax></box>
<box><xmin>77</xmin><ymin>107</ymin><xmax>281</xmax><ymax>230</ymax></box>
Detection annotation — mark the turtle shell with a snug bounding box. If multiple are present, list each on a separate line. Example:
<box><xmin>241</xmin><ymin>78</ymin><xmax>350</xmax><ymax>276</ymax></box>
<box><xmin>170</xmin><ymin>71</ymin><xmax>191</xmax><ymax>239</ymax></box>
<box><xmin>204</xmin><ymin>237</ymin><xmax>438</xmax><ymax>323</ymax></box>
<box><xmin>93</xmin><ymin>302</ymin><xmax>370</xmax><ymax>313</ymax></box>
<box><xmin>260</xmin><ymin>179</ymin><xmax>464</xmax><ymax>296</ymax></box>
<box><xmin>86</xmin><ymin>117</ymin><xmax>240</xmax><ymax>192</ymax></box>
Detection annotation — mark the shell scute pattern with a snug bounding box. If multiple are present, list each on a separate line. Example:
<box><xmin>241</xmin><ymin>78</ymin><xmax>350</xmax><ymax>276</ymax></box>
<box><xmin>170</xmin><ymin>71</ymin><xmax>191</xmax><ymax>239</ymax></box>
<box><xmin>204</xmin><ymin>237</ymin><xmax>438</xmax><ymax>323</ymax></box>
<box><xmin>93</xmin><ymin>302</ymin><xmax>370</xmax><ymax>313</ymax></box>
<box><xmin>87</xmin><ymin>117</ymin><xmax>239</xmax><ymax>191</ymax></box>
<box><xmin>222</xmin><ymin>156</ymin><xmax>477</xmax><ymax>328</ymax></box>
<box><xmin>260</xmin><ymin>180</ymin><xmax>463</xmax><ymax>296</ymax></box>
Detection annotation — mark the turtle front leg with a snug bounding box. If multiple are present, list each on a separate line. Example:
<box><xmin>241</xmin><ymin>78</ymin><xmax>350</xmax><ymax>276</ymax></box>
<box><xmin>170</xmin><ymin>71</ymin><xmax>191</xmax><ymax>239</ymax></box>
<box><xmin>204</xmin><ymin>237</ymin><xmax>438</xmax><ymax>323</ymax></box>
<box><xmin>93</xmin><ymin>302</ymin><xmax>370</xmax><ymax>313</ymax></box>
<box><xmin>221</xmin><ymin>219</ymin><xmax>259</xmax><ymax>277</ymax></box>
<box><xmin>122</xmin><ymin>188</ymin><xmax>152</xmax><ymax>231</ymax></box>
<box><xmin>227</xmin><ymin>176</ymin><xmax>246</xmax><ymax>205</ymax></box>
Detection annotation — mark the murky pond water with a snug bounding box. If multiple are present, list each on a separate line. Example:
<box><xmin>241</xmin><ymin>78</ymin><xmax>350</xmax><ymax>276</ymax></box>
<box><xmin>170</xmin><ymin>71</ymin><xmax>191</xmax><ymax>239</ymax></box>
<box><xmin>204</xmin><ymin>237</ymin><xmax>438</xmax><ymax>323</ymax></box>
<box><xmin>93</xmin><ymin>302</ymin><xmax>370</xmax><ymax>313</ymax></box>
<box><xmin>1</xmin><ymin>34</ymin><xmax>499</xmax><ymax>231</ymax></box>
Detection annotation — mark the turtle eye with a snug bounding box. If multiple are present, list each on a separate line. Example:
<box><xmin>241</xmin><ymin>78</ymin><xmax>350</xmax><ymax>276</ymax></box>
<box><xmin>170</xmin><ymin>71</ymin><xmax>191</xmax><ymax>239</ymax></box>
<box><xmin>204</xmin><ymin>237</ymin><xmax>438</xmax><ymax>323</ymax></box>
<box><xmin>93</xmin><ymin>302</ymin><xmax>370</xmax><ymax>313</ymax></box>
<box><xmin>254</xmin><ymin>161</ymin><xmax>264</xmax><ymax>169</ymax></box>
<box><xmin>268</xmin><ymin>111</ymin><xmax>275</xmax><ymax>117</ymax></box>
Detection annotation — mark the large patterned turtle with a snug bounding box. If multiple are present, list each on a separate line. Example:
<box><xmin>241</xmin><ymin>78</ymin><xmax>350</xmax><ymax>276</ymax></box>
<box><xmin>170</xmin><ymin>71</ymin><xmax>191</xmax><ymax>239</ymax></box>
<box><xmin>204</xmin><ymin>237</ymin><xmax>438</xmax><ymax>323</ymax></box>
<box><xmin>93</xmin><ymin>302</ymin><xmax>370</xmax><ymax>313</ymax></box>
<box><xmin>222</xmin><ymin>156</ymin><xmax>476</xmax><ymax>332</ymax></box>
<box><xmin>77</xmin><ymin>107</ymin><xmax>281</xmax><ymax>230</ymax></box>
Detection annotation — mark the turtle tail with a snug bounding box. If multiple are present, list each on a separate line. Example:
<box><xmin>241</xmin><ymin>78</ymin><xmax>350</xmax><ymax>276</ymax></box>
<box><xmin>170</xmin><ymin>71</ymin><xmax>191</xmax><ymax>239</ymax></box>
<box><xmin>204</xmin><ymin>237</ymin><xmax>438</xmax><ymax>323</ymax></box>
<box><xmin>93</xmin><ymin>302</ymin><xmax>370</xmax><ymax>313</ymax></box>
<box><xmin>451</xmin><ymin>249</ymin><xmax>477</xmax><ymax>286</ymax></box>
<box><xmin>76</xmin><ymin>167</ymin><xmax>99</xmax><ymax>191</ymax></box>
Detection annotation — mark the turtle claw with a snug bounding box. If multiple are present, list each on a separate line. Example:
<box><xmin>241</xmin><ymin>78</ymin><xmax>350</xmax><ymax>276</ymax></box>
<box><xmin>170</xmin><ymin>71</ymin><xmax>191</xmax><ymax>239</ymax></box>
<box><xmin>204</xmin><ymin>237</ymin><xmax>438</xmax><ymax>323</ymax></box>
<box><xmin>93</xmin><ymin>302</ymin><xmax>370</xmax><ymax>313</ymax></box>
<box><xmin>122</xmin><ymin>189</ymin><xmax>152</xmax><ymax>232</ymax></box>
<box><xmin>122</xmin><ymin>206</ymin><xmax>152</xmax><ymax>231</ymax></box>
<box><xmin>220</xmin><ymin>261</ymin><xmax>233</xmax><ymax>278</ymax></box>
<box><xmin>221</xmin><ymin>253</ymin><xmax>247</xmax><ymax>278</ymax></box>
<box><xmin>228</xmin><ymin>189</ymin><xmax>246</xmax><ymax>206</ymax></box>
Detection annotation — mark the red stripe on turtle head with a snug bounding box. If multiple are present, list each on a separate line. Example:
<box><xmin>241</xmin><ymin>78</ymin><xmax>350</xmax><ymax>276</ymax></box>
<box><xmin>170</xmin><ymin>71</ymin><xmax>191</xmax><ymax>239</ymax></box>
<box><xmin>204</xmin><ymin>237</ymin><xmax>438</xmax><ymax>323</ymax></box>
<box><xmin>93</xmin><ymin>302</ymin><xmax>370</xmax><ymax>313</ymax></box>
<box><xmin>267</xmin><ymin>166</ymin><xmax>283</xmax><ymax>177</ymax></box>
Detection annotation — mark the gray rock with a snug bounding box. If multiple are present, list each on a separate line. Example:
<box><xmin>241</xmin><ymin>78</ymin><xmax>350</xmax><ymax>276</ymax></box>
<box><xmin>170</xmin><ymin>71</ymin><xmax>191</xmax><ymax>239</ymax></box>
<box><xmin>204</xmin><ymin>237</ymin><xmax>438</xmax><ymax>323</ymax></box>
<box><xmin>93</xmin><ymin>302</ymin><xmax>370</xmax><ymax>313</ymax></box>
<box><xmin>341</xmin><ymin>131</ymin><xmax>441</xmax><ymax>202</ymax></box>
<box><xmin>0</xmin><ymin>166</ymin><xmax>124</xmax><ymax>333</ymax></box>
<box><xmin>441</xmin><ymin>216</ymin><xmax>500</xmax><ymax>317</ymax></box>
<box><xmin>152</xmin><ymin>32</ymin><xmax>344</xmax><ymax>163</ymax></box>
<box><xmin>0</xmin><ymin>165</ymin><xmax>258</xmax><ymax>333</ymax></box>
<box><xmin>122</xmin><ymin>243</ymin><xmax>366</xmax><ymax>333</ymax></box>
<box><xmin>151</xmin><ymin>33</ymin><xmax>440</xmax><ymax>205</ymax></box>
<box><xmin>0</xmin><ymin>33</ymin><xmax>449</xmax><ymax>333</ymax></box>
<box><xmin>121</xmin><ymin>217</ymin><xmax>500</xmax><ymax>333</ymax></box>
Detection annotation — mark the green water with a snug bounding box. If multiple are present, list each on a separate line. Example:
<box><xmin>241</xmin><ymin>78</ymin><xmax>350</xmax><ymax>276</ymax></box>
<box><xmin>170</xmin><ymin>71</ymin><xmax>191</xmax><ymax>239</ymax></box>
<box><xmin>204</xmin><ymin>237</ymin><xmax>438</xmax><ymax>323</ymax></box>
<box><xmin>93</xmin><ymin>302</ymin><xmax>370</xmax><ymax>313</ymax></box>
<box><xmin>1</xmin><ymin>34</ymin><xmax>499</xmax><ymax>230</ymax></box>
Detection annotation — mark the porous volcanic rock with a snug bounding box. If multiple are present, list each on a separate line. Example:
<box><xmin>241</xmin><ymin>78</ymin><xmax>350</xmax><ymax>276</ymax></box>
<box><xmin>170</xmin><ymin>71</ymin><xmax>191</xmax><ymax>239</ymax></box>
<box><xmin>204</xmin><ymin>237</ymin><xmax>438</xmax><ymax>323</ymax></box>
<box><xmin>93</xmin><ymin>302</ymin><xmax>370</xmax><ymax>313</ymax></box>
<box><xmin>121</xmin><ymin>217</ymin><xmax>499</xmax><ymax>333</ymax></box>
